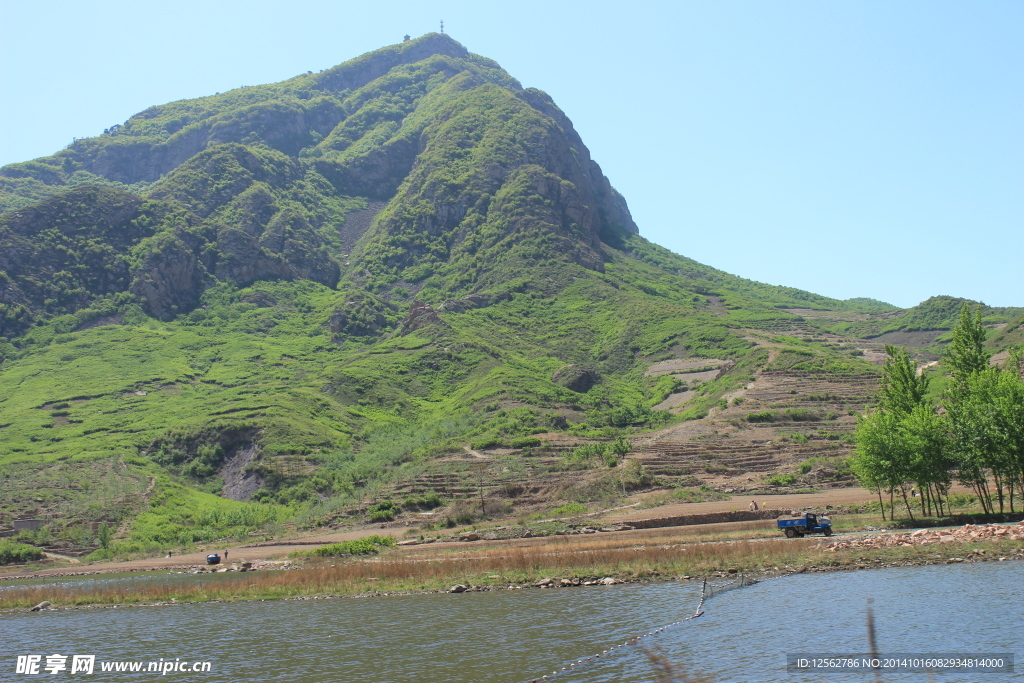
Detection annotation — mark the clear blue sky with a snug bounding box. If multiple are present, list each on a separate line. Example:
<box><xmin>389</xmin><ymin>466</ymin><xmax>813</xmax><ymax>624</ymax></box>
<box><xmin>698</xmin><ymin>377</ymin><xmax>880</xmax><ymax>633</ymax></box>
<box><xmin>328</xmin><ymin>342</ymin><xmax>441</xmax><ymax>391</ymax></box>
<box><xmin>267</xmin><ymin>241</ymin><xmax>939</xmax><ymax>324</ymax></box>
<box><xmin>1</xmin><ymin>1</ymin><xmax>1020</xmax><ymax>309</ymax></box>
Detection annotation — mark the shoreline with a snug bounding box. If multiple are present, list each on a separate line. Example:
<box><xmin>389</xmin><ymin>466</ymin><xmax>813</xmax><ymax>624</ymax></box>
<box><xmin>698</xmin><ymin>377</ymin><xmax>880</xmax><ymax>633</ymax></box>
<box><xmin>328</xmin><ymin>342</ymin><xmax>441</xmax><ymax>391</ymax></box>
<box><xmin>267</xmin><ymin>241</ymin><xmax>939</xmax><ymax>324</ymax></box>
<box><xmin>3</xmin><ymin>524</ymin><xmax>1021</xmax><ymax>613</ymax></box>
<box><xmin>3</xmin><ymin>552</ymin><xmax>1021</xmax><ymax>616</ymax></box>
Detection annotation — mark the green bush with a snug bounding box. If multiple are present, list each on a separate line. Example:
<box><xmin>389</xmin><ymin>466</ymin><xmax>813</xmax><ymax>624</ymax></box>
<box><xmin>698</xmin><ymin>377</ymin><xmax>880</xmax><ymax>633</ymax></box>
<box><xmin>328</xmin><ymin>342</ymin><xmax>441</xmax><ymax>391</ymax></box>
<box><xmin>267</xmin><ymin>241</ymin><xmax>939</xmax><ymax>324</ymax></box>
<box><xmin>303</xmin><ymin>535</ymin><xmax>396</xmax><ymax>557</ymax></box>
<box><xmin>367</xmin><ymin>500</ymin><xmax>399</xmax><ymax>522</ymax></box>
<box><xmin>0</xmin><ymin>540</ymin><xmax>44</xmax><ymax>565</ymax></box>
<box><xmin>765</xmin><ymin>473</ymin><xmax>797</xmax><ymax>486</ymax></box>
<box><xmin>564</xmin><ymin>442</ymin><xmax>608</xmax><ymax>462</ymax></box>
<box><xmin>671</xmin><ymin>485</ymin><xmax>730</xmax><ymax>503</ymax></box>
<box><xmin>745</xmin><ymin>411</ymin><xmax>775</xmax><ymax>423</ymax></box>
<box><xmin>790</xmin><ymin>433</ymin><xmax>809</xmax><ymax>444</ymax></box>
<box><xmin>403</xmin><ymin>493</ymin><xmax>445</xmax><ymax>510</ymax></box>
<box><xmin>551</xmin><ymin>502</ymin><xmax>588</xmax><ymax>516</ymax></box>
<box><xmin>947</xmin><ymin>493</ymin><xmax>976</xmax><ymax>509</ymax></box>
<box><xmin>783</xmin><ymin>408</ymin><xmax>820</xmax><ymax>422</ymax></box>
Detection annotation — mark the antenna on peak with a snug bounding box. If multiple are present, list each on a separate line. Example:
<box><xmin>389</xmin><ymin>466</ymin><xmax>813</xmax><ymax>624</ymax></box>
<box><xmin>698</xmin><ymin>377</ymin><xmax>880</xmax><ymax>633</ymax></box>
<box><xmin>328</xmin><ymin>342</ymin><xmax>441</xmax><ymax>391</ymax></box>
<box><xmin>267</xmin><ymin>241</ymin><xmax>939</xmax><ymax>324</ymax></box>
<box><xmin>440</xmin><ymin>20</ymin><xmax>444</xmax><ymax>34</ymax></box>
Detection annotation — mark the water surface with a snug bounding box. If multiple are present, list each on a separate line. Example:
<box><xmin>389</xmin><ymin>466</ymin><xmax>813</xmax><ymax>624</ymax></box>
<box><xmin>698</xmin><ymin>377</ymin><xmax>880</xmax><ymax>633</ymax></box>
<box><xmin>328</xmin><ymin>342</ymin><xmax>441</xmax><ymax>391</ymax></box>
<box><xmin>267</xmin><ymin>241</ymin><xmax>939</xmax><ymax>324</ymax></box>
<box><xmin>2</xmin><ymin>562</ymin><xmax>1019</xmax><ymax>682</ymax></box>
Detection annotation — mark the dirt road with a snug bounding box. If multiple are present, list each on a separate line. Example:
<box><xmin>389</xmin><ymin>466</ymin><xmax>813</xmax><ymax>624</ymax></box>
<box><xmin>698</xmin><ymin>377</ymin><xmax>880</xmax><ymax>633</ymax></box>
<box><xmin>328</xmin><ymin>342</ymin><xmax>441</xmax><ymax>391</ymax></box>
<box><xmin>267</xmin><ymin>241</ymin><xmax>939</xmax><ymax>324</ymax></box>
<box><xmin>2</xmin><ymin>488</ymin><xmax>877</xmax><ymax>580</ymax></box>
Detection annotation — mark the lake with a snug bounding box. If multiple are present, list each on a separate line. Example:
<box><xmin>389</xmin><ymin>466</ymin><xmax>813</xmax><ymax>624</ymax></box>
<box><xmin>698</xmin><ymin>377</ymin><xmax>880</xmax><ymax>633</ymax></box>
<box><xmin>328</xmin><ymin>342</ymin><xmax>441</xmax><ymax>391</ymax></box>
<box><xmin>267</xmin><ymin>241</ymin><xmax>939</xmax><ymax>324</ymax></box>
<box><xmin>2</xmin><ymin>561</ymin><xmax>1020</xmax><ymax>682</ymax></box>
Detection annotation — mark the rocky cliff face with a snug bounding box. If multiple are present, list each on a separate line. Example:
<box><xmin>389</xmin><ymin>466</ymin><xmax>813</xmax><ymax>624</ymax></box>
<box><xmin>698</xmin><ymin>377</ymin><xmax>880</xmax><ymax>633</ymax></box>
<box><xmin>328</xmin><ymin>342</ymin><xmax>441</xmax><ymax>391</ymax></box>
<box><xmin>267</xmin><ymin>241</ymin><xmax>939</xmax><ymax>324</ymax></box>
<box><xmin>0</xmin><ymin>187</ymin><xmax>150</xmax><ymax>336</ymax></box>
<box><xmin>0</xmin><ymin>33</ymin><xmax>639</xmax><ymax>329</ymax></box>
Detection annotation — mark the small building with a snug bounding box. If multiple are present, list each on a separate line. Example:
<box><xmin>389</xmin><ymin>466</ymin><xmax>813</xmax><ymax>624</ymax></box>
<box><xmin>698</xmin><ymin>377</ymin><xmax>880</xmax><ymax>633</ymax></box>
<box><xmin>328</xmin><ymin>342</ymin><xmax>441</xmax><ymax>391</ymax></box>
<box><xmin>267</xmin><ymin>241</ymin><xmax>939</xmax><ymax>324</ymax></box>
<box><xmin>13</xmin><ymin>519</ymin><xmax>45</xmax><ymax>532</ymax></box>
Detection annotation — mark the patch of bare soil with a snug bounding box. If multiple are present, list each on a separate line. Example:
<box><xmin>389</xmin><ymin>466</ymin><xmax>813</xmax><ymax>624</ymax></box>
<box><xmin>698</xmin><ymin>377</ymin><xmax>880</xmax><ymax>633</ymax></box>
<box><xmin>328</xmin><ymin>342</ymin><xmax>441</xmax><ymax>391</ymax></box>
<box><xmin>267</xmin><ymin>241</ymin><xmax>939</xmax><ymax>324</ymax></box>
<box><xmin>869</xmin><ymin>330</ymin><xmax>946</xmax><ymax>347</ymax></box>
<box><xmin>652</xmin><ymin>391</ymin><xmax>698</xmax><ymax>412</ymax></box>
<box><xmin>600</xmin><ymin>488</ymin><xmax>877</xmax><ymax>524</ymax></box>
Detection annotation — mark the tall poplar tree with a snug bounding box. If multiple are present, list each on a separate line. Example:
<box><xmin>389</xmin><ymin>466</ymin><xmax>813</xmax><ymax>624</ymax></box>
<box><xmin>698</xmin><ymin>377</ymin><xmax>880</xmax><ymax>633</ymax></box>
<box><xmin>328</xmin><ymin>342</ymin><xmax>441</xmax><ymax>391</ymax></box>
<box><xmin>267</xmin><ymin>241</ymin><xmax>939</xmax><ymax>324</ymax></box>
<box><xmin>853</xmin><ymin>345</ymin><xmax>948</xmax><ymax>520</ymax></box>
<box><xmin>944</xmin><ymin>304</ymin><xmax>999</xmax><ymax>511</ymax></box>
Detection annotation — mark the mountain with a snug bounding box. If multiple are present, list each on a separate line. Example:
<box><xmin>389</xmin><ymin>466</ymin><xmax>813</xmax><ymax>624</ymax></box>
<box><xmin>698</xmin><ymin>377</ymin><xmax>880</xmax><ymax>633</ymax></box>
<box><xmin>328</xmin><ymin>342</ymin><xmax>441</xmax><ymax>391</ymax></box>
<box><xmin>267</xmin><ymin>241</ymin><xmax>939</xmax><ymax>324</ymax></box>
<box><xmin>0</xmin><ymin>35</ymin><xmax>1019</xmax><ymax>555</ymax></box>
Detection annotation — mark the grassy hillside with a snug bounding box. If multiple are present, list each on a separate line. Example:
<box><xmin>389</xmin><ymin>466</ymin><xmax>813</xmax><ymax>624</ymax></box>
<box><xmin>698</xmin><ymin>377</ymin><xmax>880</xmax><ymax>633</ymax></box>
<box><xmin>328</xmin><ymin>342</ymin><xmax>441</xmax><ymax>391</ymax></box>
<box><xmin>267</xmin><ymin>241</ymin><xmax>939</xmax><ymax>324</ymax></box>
<box><xmin>0</xmin><ymin>34</ymin><xmax>1016</xmax><ymax>562</ymax></box>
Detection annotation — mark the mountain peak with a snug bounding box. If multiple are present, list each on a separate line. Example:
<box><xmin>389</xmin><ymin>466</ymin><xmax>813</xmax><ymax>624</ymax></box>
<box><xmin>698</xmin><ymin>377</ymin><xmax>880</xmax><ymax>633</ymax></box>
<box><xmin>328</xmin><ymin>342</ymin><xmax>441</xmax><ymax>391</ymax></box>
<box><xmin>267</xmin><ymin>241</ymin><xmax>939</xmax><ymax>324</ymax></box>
<box><xmin>0</xmin><ymin>35</ymin><xmax>637</xmax><ymax>328</ymax></box>
<box><xmin>313</xmin><ymin>32</ymin><xmax>470</xmax><ymax>93</ymax></box>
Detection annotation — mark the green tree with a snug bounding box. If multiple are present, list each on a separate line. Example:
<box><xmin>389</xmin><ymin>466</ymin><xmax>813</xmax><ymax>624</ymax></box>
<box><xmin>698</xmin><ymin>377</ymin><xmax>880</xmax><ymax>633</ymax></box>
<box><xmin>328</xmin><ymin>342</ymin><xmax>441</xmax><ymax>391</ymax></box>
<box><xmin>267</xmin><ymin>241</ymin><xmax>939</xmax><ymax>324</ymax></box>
<box><xmin>97</xmin><ymin>521</ymin><xmax>111</xmax><ymax>550</ymax></box>
<box><xmin>901</xmin><ymin>404</ymin><xmax>953</xmax><ymax>516</ymax></box>
<box><xmin>852</xmin><ymin>409</ymin><xmax>905</xmax><ymax>520</ymax></box>
<box><xmin>853</xmin><ymin>345</ymin><xmax>948</xmax><ymax>520</ymax></box>
<box><xmin>943</xmin><ymin>304</ymin><xmax>1004</xmax><ymax>512</ymax></box>
<box><xmin>991</xmin><ymin>352</ymin><xmax>1024</xmax><ymax>511</ymax></box>
<box><xmin>945</xmin><ymin>305</ymin><xmax>990</xmax><ymax>390</ymax></box>
<box><xmin>878</xmin><ymin>345</ymin><xmax>929</xmax><ymax>416</ymax></box>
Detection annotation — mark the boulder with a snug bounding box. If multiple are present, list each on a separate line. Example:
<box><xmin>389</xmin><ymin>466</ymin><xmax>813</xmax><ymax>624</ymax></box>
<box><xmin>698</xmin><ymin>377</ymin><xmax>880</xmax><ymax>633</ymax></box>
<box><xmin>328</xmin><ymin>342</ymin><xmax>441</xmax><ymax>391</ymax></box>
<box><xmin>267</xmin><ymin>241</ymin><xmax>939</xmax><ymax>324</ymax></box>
<box><xmin>448</xmin><ymin>584</ymin><xmax>468</xmax><ymax>593</ymax></box>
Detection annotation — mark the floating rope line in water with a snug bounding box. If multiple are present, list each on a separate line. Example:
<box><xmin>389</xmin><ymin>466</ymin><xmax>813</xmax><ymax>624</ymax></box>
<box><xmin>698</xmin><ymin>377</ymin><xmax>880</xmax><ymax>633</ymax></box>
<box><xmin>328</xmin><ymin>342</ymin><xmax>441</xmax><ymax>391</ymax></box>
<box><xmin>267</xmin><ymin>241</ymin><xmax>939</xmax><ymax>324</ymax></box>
<box><xmin>518</xmin><ymin>570</ymin><xmax>806</xmax><ymax>683</ymax></box>
<box><xmin>518</xmin><ymin>581</ymin><xmax>708</xmax><ymax>683</ymax></box>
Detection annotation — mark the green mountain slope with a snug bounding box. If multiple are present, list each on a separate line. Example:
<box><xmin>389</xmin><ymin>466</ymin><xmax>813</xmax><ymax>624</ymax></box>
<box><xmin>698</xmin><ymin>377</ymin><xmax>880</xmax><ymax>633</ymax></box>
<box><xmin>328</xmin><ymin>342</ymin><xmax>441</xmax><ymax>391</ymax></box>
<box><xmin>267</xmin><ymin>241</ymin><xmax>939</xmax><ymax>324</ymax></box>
<box><xmin>0</xmin><ymin>34</ymin><xmax>1018</xmax><ymax>557</ymax></box>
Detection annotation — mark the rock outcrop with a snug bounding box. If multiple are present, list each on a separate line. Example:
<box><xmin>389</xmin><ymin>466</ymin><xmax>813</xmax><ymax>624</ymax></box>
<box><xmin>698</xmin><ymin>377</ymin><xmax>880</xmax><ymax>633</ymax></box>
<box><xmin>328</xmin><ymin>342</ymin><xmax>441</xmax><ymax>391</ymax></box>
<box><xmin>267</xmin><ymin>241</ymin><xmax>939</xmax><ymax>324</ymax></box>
<box><xmin>552</xmin><ymin>364</ymin><xmax>600</xmax><ymax>393</ymax></box>
<box><xmin>397</xmin><ymin>301</ymin><xmax>450</xmax><ymax>336</ymax></box>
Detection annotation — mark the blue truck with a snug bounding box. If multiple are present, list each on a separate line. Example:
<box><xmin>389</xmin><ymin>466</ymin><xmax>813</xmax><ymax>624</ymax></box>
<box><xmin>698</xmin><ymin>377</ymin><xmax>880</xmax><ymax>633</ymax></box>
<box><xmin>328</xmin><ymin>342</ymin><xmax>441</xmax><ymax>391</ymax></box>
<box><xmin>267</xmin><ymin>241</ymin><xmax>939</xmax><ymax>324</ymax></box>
<box><xmin>777</xmin><ymin>513</ymin><xmax>832</xmax><ymax>538</ymax></box>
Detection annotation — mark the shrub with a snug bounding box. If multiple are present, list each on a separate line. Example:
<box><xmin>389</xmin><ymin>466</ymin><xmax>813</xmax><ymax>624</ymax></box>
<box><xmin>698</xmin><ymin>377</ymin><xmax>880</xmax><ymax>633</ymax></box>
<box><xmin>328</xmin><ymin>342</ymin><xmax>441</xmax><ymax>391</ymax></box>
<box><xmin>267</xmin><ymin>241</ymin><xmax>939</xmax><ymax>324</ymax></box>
<box><xmin>765</xmin><ymin>473</ymin><xmax>797</xmax><ymax>486</ymax></box>
<box><xmin>0</xmin><ymin>540</ymin><xmax>44</xmax><ymax>565</ymax></box>
<box><xmin>367</xmin><ymin>500</ymin><xmax>399</xmax><ymax>522</ymax></box>
<box><xmin>447</xmin><ymin>499</ymin><xmax>477</xmax><ymax>525</ymax></box>
<box><xmin>551</xmin><ymin>502</ymin><xmax>588</xmax><ymax>516</ymax></box>
<box><xmin>783</xmin><ymin>408</ymin><xmax>820</xmax><ymax>422</ymax></box>
<box><xmin>745</xmin><ymin>411</ymin><xmax>775</xmax><ymax>423</ymax></box>
<box><xmin>403</xmin><ymin>493</ymin><xmax>444</xmax><ymax>510</ymax></box>
<box><xmin>564</xmin><ymin>442</ymin><xmax>607</xmax><ymax>463</ymax></box>
<box><xmin>303</xmin><ymin>535</ymin><xmax>396</xmax><ymax>557</ymax></box>
<box><xmin>947</xmin><ymin>493</ymin><xmax>976</xmax><ymax>509</ymax></box>
<box><xmin>671</xmin><ymin>485</ymin><xmax>730</xmax><ymax>503</ymax></box>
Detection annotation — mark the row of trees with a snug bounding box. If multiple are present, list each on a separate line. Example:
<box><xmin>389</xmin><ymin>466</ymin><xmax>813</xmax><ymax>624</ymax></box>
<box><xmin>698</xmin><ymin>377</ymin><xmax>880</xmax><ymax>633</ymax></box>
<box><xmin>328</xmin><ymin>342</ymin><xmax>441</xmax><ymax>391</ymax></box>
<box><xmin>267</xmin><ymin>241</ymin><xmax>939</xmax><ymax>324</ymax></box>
<box><xmin>852</xmin><ymin>306</ymin><xmax>1024</xmax><ymax>519</ymax></box>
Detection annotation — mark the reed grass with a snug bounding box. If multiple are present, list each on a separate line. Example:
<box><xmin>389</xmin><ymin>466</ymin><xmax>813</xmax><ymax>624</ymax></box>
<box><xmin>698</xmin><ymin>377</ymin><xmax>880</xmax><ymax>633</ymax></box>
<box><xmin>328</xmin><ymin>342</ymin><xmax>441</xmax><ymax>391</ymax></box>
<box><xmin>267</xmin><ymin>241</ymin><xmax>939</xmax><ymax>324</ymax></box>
<box><xmin>2</xmin><ymin>529</ymin><xmax>1020</xmax><ymax>611</ymax></box>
